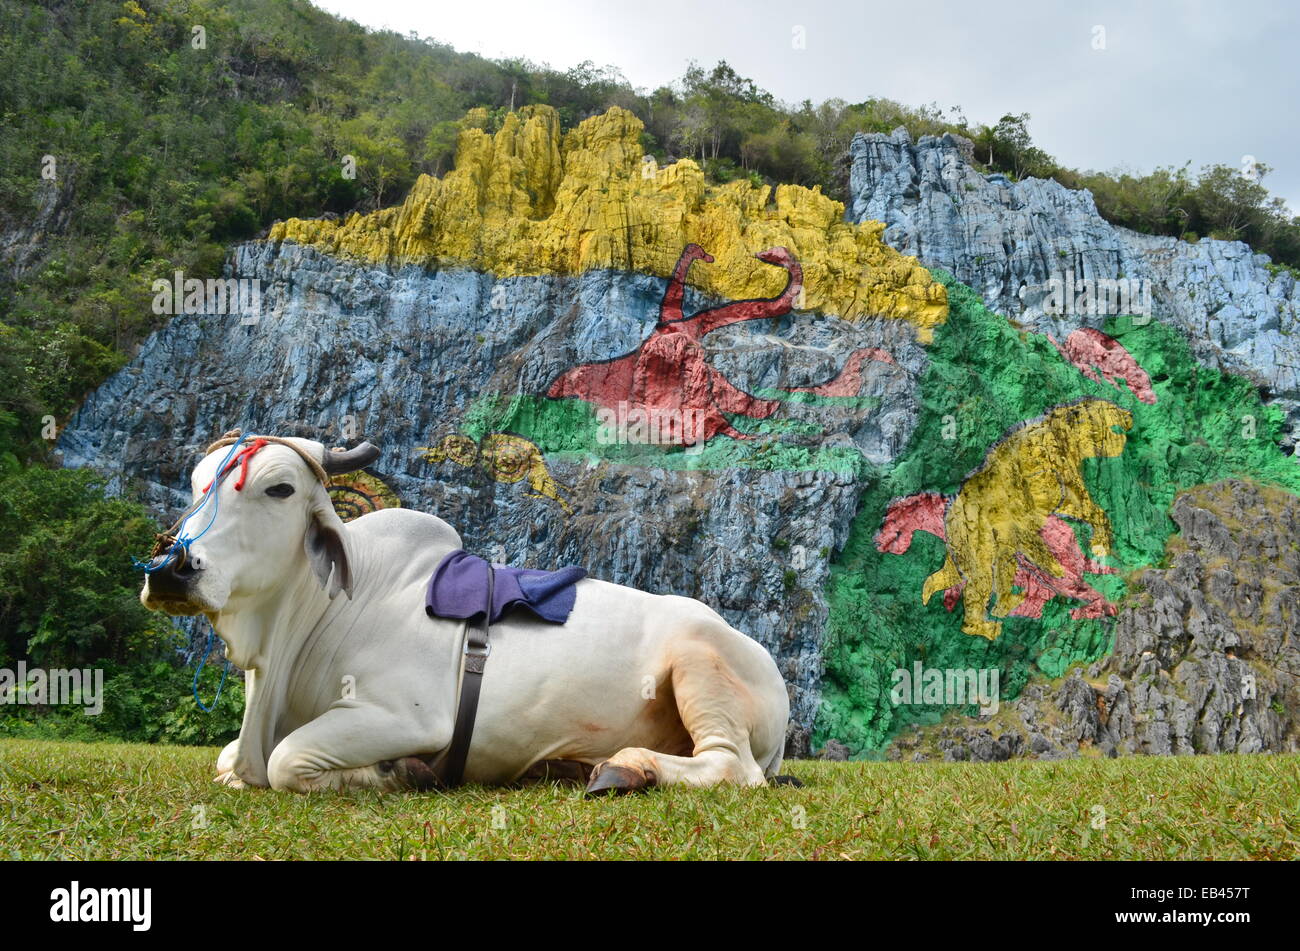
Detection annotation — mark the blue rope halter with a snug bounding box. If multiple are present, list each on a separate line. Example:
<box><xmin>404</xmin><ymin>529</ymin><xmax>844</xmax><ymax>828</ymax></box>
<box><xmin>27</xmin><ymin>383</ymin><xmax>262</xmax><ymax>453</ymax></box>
<box><xmin>137</xmin><ymin>432</ymin><xmax>258</xmax><ymax>711</ymax></box>
<box><xmin>192</xmin><ymin>621</ymin><xmax>230</xmax><ymax>713</ymax></box>
<box><xmin>134</xmin><ymin>431</ymin><xmax>254</xmax><ymax>575</ymax></box>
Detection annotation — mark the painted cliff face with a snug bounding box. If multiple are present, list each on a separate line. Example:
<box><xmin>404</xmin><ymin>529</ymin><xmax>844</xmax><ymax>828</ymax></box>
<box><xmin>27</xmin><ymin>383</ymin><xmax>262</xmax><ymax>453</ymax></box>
<box><xmin>328</xmin><ymin>469</ymin><xmax>400</xmax><ymax>521</ymax></box>
<box><xmin>545</xmin><ymin>243</ymin><xmax>897</xmax><ymax>446</ymax></box>
<box><xmin>57</xmin><ymin>105</ymin><xmax>1300</xmax><ymax>755</ymax></box>
<box><xmin>876</xmin><ymin>490</ymin><xmax>1118</xmax><ymax>625</ymax></box>
<box><xmin>418</xmin><ymin>433</ymin><xmax>573</xmax><ymax>514</ymax></box>
<box><xmin>909</xmin><ymin>399</ymin><xmax>1132</xmax><ymax>641</ymax></box>
<box><xmin>1049</xmin><ymin>328</ymin><xmax>1157</xmax><ymax>405</ymax></box>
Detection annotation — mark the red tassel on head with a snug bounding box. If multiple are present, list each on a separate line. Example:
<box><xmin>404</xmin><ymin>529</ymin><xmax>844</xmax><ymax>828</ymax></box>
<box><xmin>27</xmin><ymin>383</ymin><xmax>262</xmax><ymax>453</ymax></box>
<box><xmin>202</xmin><ymin>438</ymin><xmax>270</xmax><ymax>493</ymax></box>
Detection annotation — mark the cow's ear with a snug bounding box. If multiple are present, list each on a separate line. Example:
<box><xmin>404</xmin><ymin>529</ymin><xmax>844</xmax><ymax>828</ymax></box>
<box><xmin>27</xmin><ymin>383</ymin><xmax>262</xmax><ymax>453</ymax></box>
<box><xmin>305</xmin><ymin>487</ymin><xmax>353</xmax><ymax>599</ymax></box>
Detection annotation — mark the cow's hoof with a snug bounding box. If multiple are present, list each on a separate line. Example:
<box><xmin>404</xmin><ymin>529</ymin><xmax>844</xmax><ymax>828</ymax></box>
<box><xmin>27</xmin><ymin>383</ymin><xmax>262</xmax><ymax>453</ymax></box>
<box><xmin>380</xmin><ymin>756</ymin><xmax>440</xmax><ymax>791</ymax></box>
<box><xmin>584</xmin><ymin>764</ymin><xmax>652</xmax><ymax>798</ymax></box>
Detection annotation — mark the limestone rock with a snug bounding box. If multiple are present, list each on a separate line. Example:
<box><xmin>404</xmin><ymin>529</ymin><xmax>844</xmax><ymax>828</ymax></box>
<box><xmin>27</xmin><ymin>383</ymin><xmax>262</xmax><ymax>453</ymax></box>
<box><xmin>888</xmin><ymin>479</ymin><xmax>1300</xmax><ymax>760</ymax></box>
<box><xmin>274</xmin><ymin>105</ymin><xmax>948</xmax><ymax>340</ymax></box>
<box><xmin>848</xmin><ymin>128</ymin><xmax>1300</xmax><ymax>444</ymax></box>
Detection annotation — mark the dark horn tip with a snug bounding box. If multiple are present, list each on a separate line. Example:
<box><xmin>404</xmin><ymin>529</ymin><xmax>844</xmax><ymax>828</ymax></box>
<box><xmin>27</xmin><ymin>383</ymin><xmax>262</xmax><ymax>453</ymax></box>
<box><xmin>322</xmin><ymin>440</ymin><xmax>382</xmax><ymax>474</ymax></box>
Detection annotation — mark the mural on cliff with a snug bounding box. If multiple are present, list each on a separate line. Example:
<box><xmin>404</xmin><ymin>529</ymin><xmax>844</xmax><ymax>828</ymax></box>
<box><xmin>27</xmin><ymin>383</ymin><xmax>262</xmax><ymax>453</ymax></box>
<box><xmin>848</xmin><ymin>125</ymin><xmax>1300</xmax><ymax>446</ymax></box>
<box><xmin>267</xmin><ymin>104</ymin><xmax>946</xmax><ymax>480</ymax></box>
<box><xmin>876</xmin><ymin>491</ymin><xmax>1117</xmax><ymax>622</ymax></box>
<box><xmin>1048</xmin><ymin>329</ymin><xmax>1158</xmax><ymax>405</ymax></box>
<box><xmin>816</xmin><ymin>275</ymin><xmax>1300</xmax><ymax>753</ymax></box>
<box><xmin>919</xmin><ymin>398</ymin><xmax>1130</xmax><ymax>641</ymax></box>
<box><xmin>418</xmin><ymin>433</ymin><xmax>573</xmax><ymax>514</ymax></box>
<box><xmin>56</xmin><ymin>104</ymin><xmax>1300</xmax><ymax>757</ymax></box>
<box><xmin>546</xmin><ymin>242</ymin><xmax>895</xmax><ymax>445</ymax></box>
<box><xmin>328</xmin><ymin>469</ymin><xmax>401</xmax><ymax>522</ymax></box>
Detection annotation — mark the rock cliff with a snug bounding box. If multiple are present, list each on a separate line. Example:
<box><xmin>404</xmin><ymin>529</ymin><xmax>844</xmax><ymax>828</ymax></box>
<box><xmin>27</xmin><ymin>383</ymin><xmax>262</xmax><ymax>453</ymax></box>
<box><xmin>890</xmin><ymin>480</ymin><xmax>1300</xmax><ymax>760</ymax></box>
<box><xmin>59</xmin><ymin>106</ymin><xmax>1300</xmax><ymax>759</ymax></box>
<box><xmin>848</xmin><ymin>127</ymin><xmax>1300</xmax><ymax>446</ymax></box>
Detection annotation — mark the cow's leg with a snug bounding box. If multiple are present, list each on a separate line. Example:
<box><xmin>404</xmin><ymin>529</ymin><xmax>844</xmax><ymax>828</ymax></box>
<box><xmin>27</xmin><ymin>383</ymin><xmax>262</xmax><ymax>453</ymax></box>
<box><xmin>216</xmin><ymin>666</ymin><xmax>262</xmax><ymax>787</ymax></box>
<box><xmin>215</xmin><ymin>739</ymin><xmax>243</xmax><ymax>788</ymax></box>
<box><xmin>586</xmin><ymin>636</ymin><xmax>768</xmax><ymax>796</ymax></box>
<box><xmin>266</xmin><ymin>706</ymin><xmax>448</xmax><ymax>793</ymax></box>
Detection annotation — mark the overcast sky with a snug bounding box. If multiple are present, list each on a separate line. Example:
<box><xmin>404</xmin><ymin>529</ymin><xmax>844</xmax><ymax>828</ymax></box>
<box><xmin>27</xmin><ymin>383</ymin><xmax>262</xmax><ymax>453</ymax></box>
<box><xmin>313</xmin><ymin>0</ymin><xmax>1299</xmax><ymax>213</ymax></box>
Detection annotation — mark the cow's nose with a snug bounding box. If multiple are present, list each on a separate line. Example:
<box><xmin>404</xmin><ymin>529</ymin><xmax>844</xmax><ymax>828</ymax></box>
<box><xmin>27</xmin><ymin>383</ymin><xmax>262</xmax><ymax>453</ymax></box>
<box><xmin>146</xmin><ymin>554</ymin><xmax>202</xmax><ymax>600</ymax></box>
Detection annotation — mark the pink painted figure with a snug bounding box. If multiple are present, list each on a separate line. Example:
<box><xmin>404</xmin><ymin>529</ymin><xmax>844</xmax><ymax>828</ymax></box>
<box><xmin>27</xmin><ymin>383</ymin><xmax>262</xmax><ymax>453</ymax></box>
<box><xmin>547</xmin><ymin>244</ymin><xmax>894</xmax><ymax>444</ymax></box>
<box><xmin>1047</xmin><ymin>328</ymin><xmax>1157</xmax><ymax>405</ymax></box>
<box><xmin>874</xmin><ymin>491</ymin><xmax>1117</xmax><ymax>620</ymax></box>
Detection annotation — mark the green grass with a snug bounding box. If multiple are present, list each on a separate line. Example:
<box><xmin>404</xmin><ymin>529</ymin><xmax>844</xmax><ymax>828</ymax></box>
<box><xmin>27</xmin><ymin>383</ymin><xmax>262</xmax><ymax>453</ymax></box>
<box><xmin>2</xmin><ymin>740</ymin><xmax>1297</xmax><ymax>859</ymax></box>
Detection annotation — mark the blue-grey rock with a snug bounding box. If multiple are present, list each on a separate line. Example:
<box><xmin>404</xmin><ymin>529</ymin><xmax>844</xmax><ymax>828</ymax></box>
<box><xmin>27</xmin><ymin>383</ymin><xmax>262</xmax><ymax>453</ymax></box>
<box><xmin>848</xmin><ymin>127</ymin><xmax>1300</xmax><ymax>446</ymax></box>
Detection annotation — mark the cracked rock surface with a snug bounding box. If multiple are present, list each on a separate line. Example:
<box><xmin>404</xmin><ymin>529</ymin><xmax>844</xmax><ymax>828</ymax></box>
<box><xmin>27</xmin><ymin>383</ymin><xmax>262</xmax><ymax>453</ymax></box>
<box><xmin>886</xmin><ymin>480</ymin><xmax>1300</xmax><ymax>760</ymax></box>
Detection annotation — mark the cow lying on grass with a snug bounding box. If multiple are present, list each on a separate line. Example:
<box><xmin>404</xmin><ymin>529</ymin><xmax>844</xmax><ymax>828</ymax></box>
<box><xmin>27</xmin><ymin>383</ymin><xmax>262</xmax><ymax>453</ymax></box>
<box><xmin>140</xmin><ymin>434</ymin><xmax>791</xmax><ymax>795</ymax></box>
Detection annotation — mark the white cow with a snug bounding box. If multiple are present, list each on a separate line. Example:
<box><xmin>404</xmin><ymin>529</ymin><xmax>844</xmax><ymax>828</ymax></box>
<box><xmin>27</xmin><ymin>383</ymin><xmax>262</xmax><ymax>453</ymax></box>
<box><xmin>141</xmin><ymin>436</ymin><xmax>792</xmax><ymax>795</ymax></box>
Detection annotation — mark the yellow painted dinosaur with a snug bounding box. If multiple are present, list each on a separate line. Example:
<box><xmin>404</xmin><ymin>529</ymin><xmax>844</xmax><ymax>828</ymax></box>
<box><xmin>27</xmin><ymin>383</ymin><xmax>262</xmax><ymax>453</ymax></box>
<box><xmin>921</xmin><ymin>398</ymin><xmax>1133</xmax><ymax>640</ymax></box>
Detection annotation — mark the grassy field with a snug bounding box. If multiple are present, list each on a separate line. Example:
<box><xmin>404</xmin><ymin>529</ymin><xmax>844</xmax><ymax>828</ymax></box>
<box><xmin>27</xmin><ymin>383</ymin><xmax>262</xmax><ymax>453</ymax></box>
<box><xmin>1</xmin><ymin>739</ymin><xmax>1297</xmax><ymax>860</ymax></box>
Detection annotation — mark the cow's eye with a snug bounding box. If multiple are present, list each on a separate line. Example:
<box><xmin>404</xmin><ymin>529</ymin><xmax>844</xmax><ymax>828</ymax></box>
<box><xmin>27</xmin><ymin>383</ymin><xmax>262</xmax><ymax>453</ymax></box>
<box><xmin>265</xmin><ymin>483</ymin><xmax>295</xmax><ymax>499</ymax></box>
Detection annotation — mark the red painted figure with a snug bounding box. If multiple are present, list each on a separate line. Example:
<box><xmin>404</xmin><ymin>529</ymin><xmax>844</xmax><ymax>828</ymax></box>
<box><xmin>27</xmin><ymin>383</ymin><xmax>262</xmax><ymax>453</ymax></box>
<box><xmin>547</xmin><ymin>244</ymin><xmax>893</xmax><ymax>445</ymax></box>
<box><xmin>1048</xmin><ymin>328</ymin><xmax>1157</xmax><ymax>405</ymax></box>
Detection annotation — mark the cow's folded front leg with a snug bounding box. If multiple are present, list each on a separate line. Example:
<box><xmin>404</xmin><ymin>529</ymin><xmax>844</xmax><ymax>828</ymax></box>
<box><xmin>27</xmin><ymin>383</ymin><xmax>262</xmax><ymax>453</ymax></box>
<box><xmin>586</xmin><ymin>745</ymin><xmax>765</xmax><ymax>796</ymax></box>
<box><xmin>214</xmin><ymin>739</ymin><xmax>247</xmax><ymax>788</ymax></box>
<box><xmin>266</xmin><ymin>706</ymin><xmax>450</xmax><ymax>794</ymax></box>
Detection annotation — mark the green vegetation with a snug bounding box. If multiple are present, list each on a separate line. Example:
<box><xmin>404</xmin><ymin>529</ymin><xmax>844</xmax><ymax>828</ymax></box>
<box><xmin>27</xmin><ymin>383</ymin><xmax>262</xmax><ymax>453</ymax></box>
<box><xmin>0</xmin><ymin>465</ymin><xmax>242</xmax><ymax>745</ymax></box>
<box><xmin>2</xmin><ymin>740</ymin><xmax>1295</xmax><ymax>859</ymax></box>
<box><xmin>0</xmin><ymin>660</ymin><xmax>244</xmax><ymax>745</ymax></box>
<box><xmin>0</xmin><ymin>466</ymin><xmax>161</xmax><ymax>668</ymax></box>
<box><xmin>815</xmin><ymin>272</ymin><xmax>1300</xmax><ymax>755</ymax></box>
<box><xmin>1061</xmin><ymin>161</ymin><xmax>1300</xmax><ymax>267</ymax></box>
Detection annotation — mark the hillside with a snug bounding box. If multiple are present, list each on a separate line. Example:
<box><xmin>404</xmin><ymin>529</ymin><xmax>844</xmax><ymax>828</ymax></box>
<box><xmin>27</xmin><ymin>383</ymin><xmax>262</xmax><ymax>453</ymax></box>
<box><xmin>4</xmin><ymin>0</ymin><xmax>1298</xmax><ymax>465</ymax></box>
<box><xmin>3</xmin><ymin>0</ymin><xmax>1299</xmax><ymax>759</ymax></box>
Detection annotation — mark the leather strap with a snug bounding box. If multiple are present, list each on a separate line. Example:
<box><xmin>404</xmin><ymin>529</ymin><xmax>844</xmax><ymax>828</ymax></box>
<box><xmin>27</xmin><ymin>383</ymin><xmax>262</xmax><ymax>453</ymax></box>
<box><xmin>437</xmin><ymin>563</ymin><xmax>494</xmax><ymax>787</ymax></box>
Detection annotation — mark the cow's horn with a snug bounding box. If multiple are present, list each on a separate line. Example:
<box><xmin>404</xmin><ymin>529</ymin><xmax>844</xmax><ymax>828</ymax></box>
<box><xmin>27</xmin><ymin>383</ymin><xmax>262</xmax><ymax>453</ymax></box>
<box><xmin>321</xmin><ymin>441</ymin><xmax>381</xmax><ymax>474</ymax></box>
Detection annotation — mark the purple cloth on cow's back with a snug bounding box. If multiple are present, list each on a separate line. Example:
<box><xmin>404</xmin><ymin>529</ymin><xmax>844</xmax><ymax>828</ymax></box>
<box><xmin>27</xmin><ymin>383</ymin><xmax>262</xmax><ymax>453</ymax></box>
<box><xmin>425</xmin><ymin>549</ymin><xmax>587</xmax><ymax>625</ymax></box>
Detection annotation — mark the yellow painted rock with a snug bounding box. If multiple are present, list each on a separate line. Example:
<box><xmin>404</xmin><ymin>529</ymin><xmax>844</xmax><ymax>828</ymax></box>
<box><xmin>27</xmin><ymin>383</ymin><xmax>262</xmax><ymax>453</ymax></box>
<box><xmin>270</xmin><ymin>105</ymin><xmax>948</xmax><ymax>341</ymax></box>
<box><xmin>921</xmin><ymin>399</ymin><xmax>1133</xmax><ymax>641</ymax></box>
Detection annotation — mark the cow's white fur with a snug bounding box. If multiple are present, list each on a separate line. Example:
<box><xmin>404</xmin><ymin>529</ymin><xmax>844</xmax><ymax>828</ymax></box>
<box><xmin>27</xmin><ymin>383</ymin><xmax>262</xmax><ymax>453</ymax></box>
<box><xmin>143</xmin><ymin>439</ymin><xmax>790</xmax><ymax>792</ymax></box>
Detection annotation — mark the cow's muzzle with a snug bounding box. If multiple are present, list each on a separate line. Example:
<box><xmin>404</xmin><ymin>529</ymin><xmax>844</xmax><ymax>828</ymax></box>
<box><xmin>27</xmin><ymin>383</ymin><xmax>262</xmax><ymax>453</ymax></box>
<box><xmin>143</xmin><ymin>553</ymin><xmax>203</xmax><ymax>607</ymax></box>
